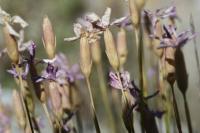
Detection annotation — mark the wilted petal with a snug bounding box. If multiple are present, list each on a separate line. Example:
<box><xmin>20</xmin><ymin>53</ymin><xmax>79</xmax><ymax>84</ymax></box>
<box><xmin>84</xmin><ymin>12</ymin><xmax>100</xmax><ymax>23</ymax></box>
<box><xmin>6</xmin><ymin>23</ymin><xmax>19</xmax><ymax>37</ymax></box>
<box><xmin>11</xmin><ymin>16</ymin><xmax>28</xmax><ymax>28</ymax></box>
<box><xmin>77</xmin><ymin>18</ymin><xmax>93</xmax><ymax>32</ymax></box>
<box><xmin>100</xmin><ymin>7</ymin><xmax>111</xmax><ymax>27</ymax></box>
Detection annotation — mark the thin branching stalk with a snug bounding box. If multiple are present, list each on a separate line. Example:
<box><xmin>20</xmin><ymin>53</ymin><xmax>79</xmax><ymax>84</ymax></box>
<box><xmin>96</xmin><ymin>62</ymin><xmax>116</xmax><ymax>133</ymax></box>
<box><xmin>183</xmin><ymin>94</ymin><xmax>193</xmax><ymax>133</ymax></box>
<box><xmin>170</xmin><ymin>85</ymin><xmax>182</xmax><ymax>133</ymax></box>
<box><xmin>15</xmin><ymin>65</ymin><xmax>34</xmax><ymax>133</ymax></box>
<box><xmin>42</xmin><ymin>103</ymin><xmax>53</xmax><ymax>128</ymax></box>
<box><xmin>86</xmin><ymin>78</ymin><xmax>101</xmax><ymax>133</ymax></box>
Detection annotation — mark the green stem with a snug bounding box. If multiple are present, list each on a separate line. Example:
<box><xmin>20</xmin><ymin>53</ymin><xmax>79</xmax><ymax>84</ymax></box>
<box><xmin>171</xmin><ymin>85</ymin><xmax>182</xmax><ymax>133</ymax></box>
<box><xmin>183</xmin><ymin>94</ymin><xmax>193</xmax><ymax>133</ymax></box>
<box><xmin>96</xmin><ymin>62</ymin><xmax>116</xmax><ymax>133</ymax></box>
<box><xmin>16</xmin><ymin>65</ymin><xmax>34</xmax><ymax>133</ymax></box>
<box><xmin>86</xmin><ymin>78</ymin><xmax>101</xmax><ymax>133</ymax></box>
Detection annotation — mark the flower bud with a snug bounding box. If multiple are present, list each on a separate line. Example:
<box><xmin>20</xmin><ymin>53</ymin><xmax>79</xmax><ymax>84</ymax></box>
<box><xmin>117</xmin><ymin>28</ymin><xmax>128</xmax><ymax>67</ymax></box>
<box><xmin>42</xmin><ymin>16</ymin><xmax>56</xmax><ymax>59</ymax></box>
<box><xmin>49</xmin><ymin>82</ymin><xmax>62</xmax><ymax>118</ymax></box>
<box><xmin>91</xmin><ymin>40</ymin><xmax>101</xmax><ymax>64</ymax></box>
<box><xmin>104</xmin><ymin>29</ymin><xmax>119</xmax><ymax>71</ymax></box>
<box><xmin>12</xmin><ymin>89</ymin><xmax>26</xmax><ymax>129</ymax></box>
<box><xmin>3</xmin><ymin>24</ymin><xmax>19</xmax><ymax>64</ymax></box>
<box><xmin>80</xmin><ymin>35</ymin><xmax>92</xmax><ymax>78</ymax></box>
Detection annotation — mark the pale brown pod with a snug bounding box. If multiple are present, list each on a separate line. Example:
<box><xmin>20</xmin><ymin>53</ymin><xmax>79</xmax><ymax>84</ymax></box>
<box><xmin>128</xmin><ymin>0</ymin><xmax>140</xmax><ymax>28</ymax></box>
<box><xmin>152</xmin><ymin>21</ymin><xmax>163</xmax><ymax>57</ymax></box>
<box><xmin>48</xmin><ymin>82</ymin><xmax>62</xmax><ymax>118</ymax></box>
<box><xmin>104</xmin><ymin>29</ymin><xmax>120</xmax><ymax>71</ymax></box>
<box><xmin>135</xmin><ymin>0</ymin><xmax>145</xmax><ymax>10</ymax></box>
<box><xmin>3</xmin><ymin>24</ymin><xmax>19</xmax><ymax>64</ymax></box>
<box><xmin>80</xmin><ymin>35</ymin><xmax>92</xmax><ymax>78</ymax></box>
<box><xmin>117</xmin><ymin>28</ymin><xmax>128</xmax><ymax>67</ymax></box>
<box><xmin>42</xmin><ymin>16</ymin><xmax>56</xmax><ymax>59</ymax></box>
<box><xmin>91</xmin><ymin>40</ymin><xmax>101</xmax><ymax>64</ymax></box>
<box><xmin>57</xmin><ymin>85</ymin><xmax>71</xmax><ymax>110</ymax></box>
<box><xmin>12</xmin><ymin>89</ymin><xmax>26</xmax><ymax>129</ymax></box>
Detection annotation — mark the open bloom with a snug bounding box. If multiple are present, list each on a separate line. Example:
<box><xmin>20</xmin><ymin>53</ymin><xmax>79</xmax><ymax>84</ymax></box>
<box><xmin>7</xmin><ymin>63</ymin><xmax>29</xmax><ymax>80</ymax></box>
<box><xmin>64</xmin><ymin>7</ymin><xmax>131</xmax><ymax>44</ymax></box>
<box><xmin>157</xmin><ymin>25</ymin><xmax>196</xmax><ymax>48</ymax></box>
<box><xmin>144</xmin><ymin>5</ymin><xmax>177</xmax><ymax>35</ymax></box>
<box><xmin>109</xmin><ymin>71</ymin><xmax>133</xmax><ymax>90</ymax></box>
<box><xmin>36</xmin><ymin>53</ymin><xmax>84</xmax><ymax>85</ymax></box>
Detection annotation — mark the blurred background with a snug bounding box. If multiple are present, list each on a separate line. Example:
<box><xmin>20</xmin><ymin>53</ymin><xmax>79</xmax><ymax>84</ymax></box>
<box><xmin>0</xmin><ymin>0</ymin><xmax>200</xmax><ymax>132</ymax></box>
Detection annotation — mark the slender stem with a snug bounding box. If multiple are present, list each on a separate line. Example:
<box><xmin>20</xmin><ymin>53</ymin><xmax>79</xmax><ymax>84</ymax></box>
<box><xmin>170</xmin><ymin>85</ymin><xmax>182</xmax><ymax>133</ymax></box>
<box><xmin>183</xmin><ymin>94</ymin><xmax>193</xmax><ymax>133</ymax></box>
<box><xmin>86</xmin><ymin>78</ymin><xmax>101</xmax><ymax>133</ymax></box>
<box><xmin>76</xmin><ymin>110</ymin><xmax>83</xmax><ymax>133</ymax></box>
<box><xmin>116</xmin><ymin>71</ymin><xmax>135</xmax><ymax>133</ymax></box>
<box><xmin>96</xmin><ymin>62</ymin><xmax>116</xmax><ymax>133</ymax></box>
<box><xmin>42</xmin><ymin>103</ymin><xmax>53</xmax><ymax>128</ymax></box>
<box><xmin>135</xmin><ymin>26</ymin><xmax>145</xmax><ymax>133</ymax></box>
<box><xmin>16</xmin><ymin>65</ymin><xmax>34</xmax><ymax>133</ymax></box>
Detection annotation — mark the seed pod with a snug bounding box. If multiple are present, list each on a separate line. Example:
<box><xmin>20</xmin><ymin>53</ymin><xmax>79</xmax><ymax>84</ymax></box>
<box><xmin>57</xmin><ymin>85</ymin><xmax>71</xmax><ymax>110</ymax></box>
<box><xmin>12</xmin><ymin>89</ymin><xmax>26</xmax><ymax>129</ymax></box>
<box><xmin>129</xmin><ymin>0</ymin><xmax>140</xmax><ymax>28</ymax></box>
<box><xmin>42</xmin><ymin>16</ymin><xmax>56</xmax><ymax>59</ymax></box>
<box><xmin>91</xmin><ymin>40</ymin><xmax>101</xmax><ymax>64</ymax></box>
<box><xmin>152</xmin><ymin>21</ymin><xmax>163</xmax><ymax>57</ymax></box>
<box><xmin>135</xmin><ymin>0</ymin><xmax>145</xmax><ymax>10</ymax></box>
<box><xmin>80</xmin><ymin>35</ymin><xmax>92</xmax><ymax>78</ymax></box>
<box><xmin>104</xmin><ymin>29</ymin><xmax>119</xmax><ymax>71</ymax></box>
<box><xmin>117</xmin><ymin>28</ymin><xmax>128</xmax><ymax>67</ymax></box>
<box><xmin>3</xmin><ymin>24</ymin><xmax>19</xmax><ymax>64</ymax></box>
<box><xmin>175</xmin><ymin>48</ymin><xmax>188</xmax><ymax>94</ymax></box>
<box><xmin>49</xmin><ymin>82</ymin><xmax>62</xmax><ymax>118</ymax></box>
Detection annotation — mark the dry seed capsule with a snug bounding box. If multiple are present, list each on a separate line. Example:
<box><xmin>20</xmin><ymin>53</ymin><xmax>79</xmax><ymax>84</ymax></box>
<box><xmin>152</xmin><ymin>21</ymin><xmax>163</xmax><ymax>57</ymax></box>
<box><xmin>135</xmin><ymin>0</ymin><xmax>145</xmax><ymax>10</ymax></box>
<box><xmin>80</xmin><ymin>35</ymin><xmax>92</xmax><ymax>78</ymax></box>
<box><xmin>117</xmin><ymin>28</ymin><xmax>128</xmax><ymax>67</ymax></box>
<box><xmin>57</xmin><ymin>85</ymin><xmax>71</xmax><ymax>110</ymax></box>
<box><xmin>12</xmin><ymin>89</ymin><xmax>26</xmax><ymax>129</ymax></box>
<box><xmin>3</xmin><ymin>24</ymin><xmax>19</xmax><ymax>64</ymax></box>
<box><xmin>49</xmin><ymin>82</ymin><xmax>62</xmax><ymax>118</ymax></box>
<box><xmin>91</xmin><ymin>40</ymin><xmax>101</xmax><ymax>64</ymax></box>
<box><xmin>104</xmin><ymin>29</ymin><xmax>120</xmax><ymax>71</ymax></box>
<box><xmin>42</xmin><ymin>16</ymin><xmax>56</xmax><ymax>59</ymax></box>
<box><xmin>129</xmin><ymin>0</ymin><xmax>140</xmax><ymax>28</ymax></box>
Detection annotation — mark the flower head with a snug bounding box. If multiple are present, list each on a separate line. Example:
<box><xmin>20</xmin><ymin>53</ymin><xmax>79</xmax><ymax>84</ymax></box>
<box><xmin>109</xmin><ymin>71</ymin><xmax>133</xmax><ymax>90</ymax></box>
<box><xmin>157</xmin><ymin>25</ymin><xmax>196</xmax><ymax>48</ymax></box>
<box><xmin>144</xmin><ymin>5</ymin><xmax>177</xmax><ymax>35</ymax></box>
<box><xmin>7</xmin><ymin>63</ymin><xmax>29</xmax><ymax>80</ymax></box>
